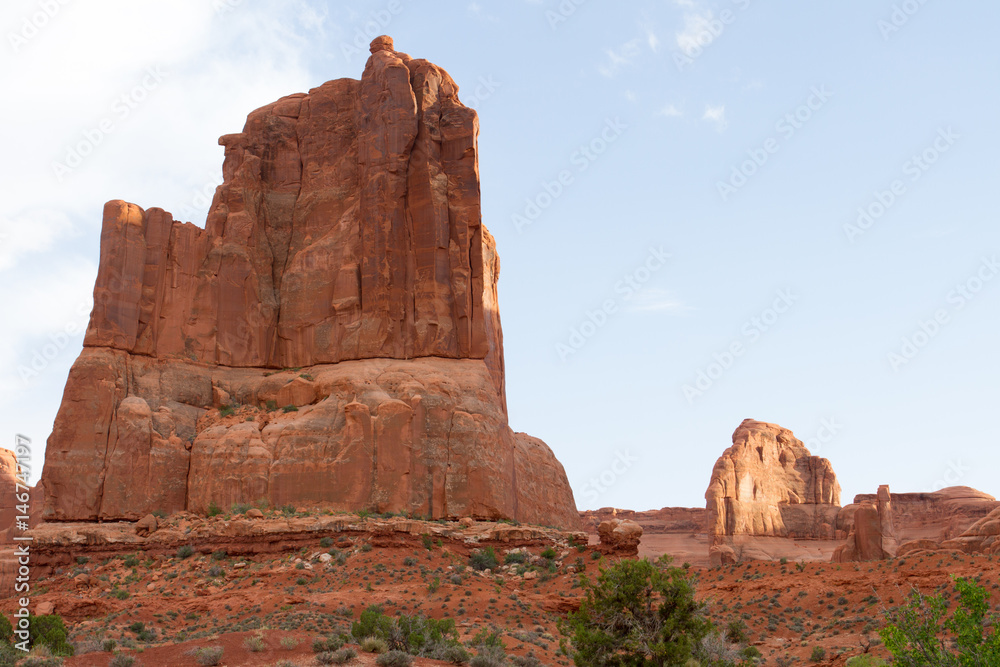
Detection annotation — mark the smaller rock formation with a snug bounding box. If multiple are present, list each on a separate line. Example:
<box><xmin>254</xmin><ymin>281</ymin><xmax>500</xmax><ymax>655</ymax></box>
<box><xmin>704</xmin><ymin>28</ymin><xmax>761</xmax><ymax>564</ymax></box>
<box><xmin>833</xmin><ymin>485</ymin><xmax>898</xmax><ymax>562</ymax></box>
<box><xmin>706</xmin><ymin>419</ymin><xmax>840</xmax><ymax>564</ymax></box>
<box><xmin>597</xmin><ymin>519</ymin><xmax>643</xmax><ymax>556</ymax></box>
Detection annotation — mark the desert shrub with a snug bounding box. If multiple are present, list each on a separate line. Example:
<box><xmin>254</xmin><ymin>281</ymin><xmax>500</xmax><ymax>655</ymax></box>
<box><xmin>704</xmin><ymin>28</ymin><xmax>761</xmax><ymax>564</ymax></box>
<box><xmin>207</xmin><ymin>502</ymin><xmax>223</xmax><ymax>517</ymax></box>
<box><xmin>845</xmin><ymin>657</ymin><xmax>887</xmax><ymax>667</ymax></box>
<box><xmin>361</xmin><ymin>637</ymin><xmax>388</xmax><ymax>654</ymax></box>
<box><xmin>176</xmin><ymin>545</ymin><xmax>194</xmax><ymax>559</ymax></box>
<box><xmin>563</xmin><ymin>556</ymin><xmax>711</xmax><ymax>666</ymax></box>
<box><xmin>726</xmin><ymin>619</ymin><xmax>749</xmax><ymax>644</ymax></box>
<box><xmin>280</xmin><ymin>504</ymin><xmax>296</xmax><ymax>516</ymax></box>
<box><xmin>469</xmin><ymin>547</ymin><xmax>498</xmax><ymax>572</ymax></box>
<box><xmin>279</xmin><ymin>636</ymin><xmax>299</xmax><ymax>650</ymax></box>
<box><xmin>320</xmin><ymin>537</ymin><xmax>334</xmax><ymax>548</ymax></box>
<box><xmin>102</xmin><ymin>639</ymin><xmax>117</xmax><ymax>652</ymax></box>
<box><xmin>437</xmin><ymin>645</ymin><xmax>471</xmax><ymax>664</ymax></box>
<box><xmin>219</xmin><ymin>405</ymin><xmax>235</xmax><ymax>417</ymax></box>
<box><xmin>504</xmin><ymin>551</ymin><xmax>527</xmax><ymax>565</ymax></box>
<box><xmin>376</xmin><ymin>651</ymin><xmax>413</xmax><ymax>666</ymax></box>
<box><xmin>243</xmin><ymin>634</ymin><xmax>266</xmax><ymax>652</ymax></box>
<box><xmin>540</xmin><ymin>546</ymin><xmax>558</xmax><ymax>560</ymax></box>
<box><xmin>194</xmin><ymin>646</ymin><xmax>224</xmax><ymax>665</ymax></box>
<box><xmin>211</xmin><ymin>549</ymin><xmax>228</xmax><ymax>561</ymax></box>
<box><xmin>469</xmin><ymin>627</ymin><xmax>504</xmax><ymax>649</ymax></box>
<box><xmin>0</xmin><ymin>643</ymin><xmax>19</xmax><ymax>667</ymax></box>
<box><xmin>320</xmin><ymin>647</ymin><xmax>358</xmax><ymax>664</ymax></box>
<box><xmin>881</xmin><ymin>576</ymin><xmax>1000</xmax><ymax>666</ymax></box>
<box><xmin>282</xmin><ymin>404</ymin><xmax>298</xmax><ymax>413</ymax></box>
<box><xmin>810</xmin><ymin>646</ymin><xmax>826</xmax><ymax>662</ymax></box>
<box><xmin>313</xmin><ymin>635</ymin><xmax>346</xmax><ymax>653</ymax></box>
<box><xmin>18</xmin><ymin>653</ymin><xmax>64</xmax><ymax>667</ymax></box>
<box><xmin>108</xmin><ymin>654</ymin><xmax>137</xmax><ymax>667</ymax></box>
<box><xmin>510</xmin><ymin>656</ymin><xmax>541</xmax><ymax>667</ymax></box>
<box><xmin>469</xmin><ymin>646</ymin><xmax>507</xmax><ymax>667</ymax></box>
<box><xmin>696</xmin><ymin>631</ymin><xmax>742</xmax><ymax>666</ymax></box>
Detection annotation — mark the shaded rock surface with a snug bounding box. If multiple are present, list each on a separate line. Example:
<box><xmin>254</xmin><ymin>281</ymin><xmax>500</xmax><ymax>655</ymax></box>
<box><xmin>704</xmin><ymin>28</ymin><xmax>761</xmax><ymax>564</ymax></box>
<box><xmin>39</xmin><ymin>37</ymin><xmax>579</xmax><ymax>531</ymax></box>
<box><xmin>833</xmin><ymin>484</ymin><xmax>898</xmax><ymax>562</ymax></box>
<box><xmin>597</xmin><ymin>519</ymin><xmax>643</xmax><ymax>556</ymax></box>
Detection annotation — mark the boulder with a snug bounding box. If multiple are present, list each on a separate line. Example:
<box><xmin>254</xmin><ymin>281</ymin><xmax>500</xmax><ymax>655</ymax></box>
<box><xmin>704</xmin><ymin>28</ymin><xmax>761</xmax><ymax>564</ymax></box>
<box><xmin>39</xmin><ymin>37</ymin><xmax>580</xmax><ymax>531</ymax></box>
<box><xmin>134</xmin><ymin>513</ymin><xmax>159</xmax><ymax>537</ymax></box>
<box><xmin>597</xmin><ymin>519</ymin><xmax>643</xmax><ymax>555</ymax></box>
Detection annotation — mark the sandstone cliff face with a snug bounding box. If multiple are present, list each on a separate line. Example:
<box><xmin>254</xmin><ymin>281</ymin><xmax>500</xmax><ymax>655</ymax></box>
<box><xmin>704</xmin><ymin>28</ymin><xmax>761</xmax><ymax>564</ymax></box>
<box><xmin>579</xmin><ymin>507</ymin><xmax>707</xmax><ymax>535</ymax></box>
<box><xmin>706</xmin><ymin>419</ymin><xmax>841</xmax><ymax>546</ymax></box>
<box><xmin>40</xmin><ymin>37</ymin><xmax>579</xmax><ymax>530</ymax></box>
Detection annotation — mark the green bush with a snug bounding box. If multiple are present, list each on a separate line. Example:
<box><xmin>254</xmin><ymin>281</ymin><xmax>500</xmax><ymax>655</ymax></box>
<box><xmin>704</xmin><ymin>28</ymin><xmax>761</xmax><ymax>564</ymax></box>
<box><xmin>27</xmin><ymin>615</ymin><xmax>74</xmax><ymax>657</ymax></box>
<box><xmin>881</xmin><ymin>576</ymin><xmax>1000</xmax><ymax>666</ymax></box>
<box><xmin>563</xmin><ymin>556</ymin><xmax>711</xmax><ymax>666</ymax></box>
<box><xmin>469</xmin><ymin>547</ymin><xmax>498</xmax><ymax>572</ymax></box>
<box><xmin>282</xmin><ymin>404</ymin><xmax>298</xmax><ymax>413</ymax></box>
<box><xmin>109</xmin><ymin>654</ymin><xmax>137</xmax><ymax>667</ymax></box>
<box><xmin>219</xmin><ymin>405</ymin><xmax>235</xmax><ymax>417</ymax></box>
<box><xmin>0</xmin><ymin>615</ymin><xmax>11</xmax><ymax>644</ymax></box>
<box><xmin>540</xmin><ymin>547</ymin><xmax>558</xmax><ymax>560</ymax></box>
<box><xmin>376</xmin><ymin>651</ymin><xmax>413</xmax><ymax>666</ymax></box>
<box><xmin>176</xmin><ymin>545</ymin><xmax>194</xmax><ymax>559</ymax></box>
<box><xmin>313</xmin><ymin>635</ymin><xmax>346</xmax><ymax>653</ymax></box>
<box><xmin>207</xmin><ymin>502</ymin><xmax>223</xmax><ymax>517</ymax></box>
<box><xmin>845</xmin><ymin>656</ymin><xmax>887</xmax><ymax>667</ymax></box>
<box><xmin>243</xmin><ymin>634</ymin><xmax>265</xmax><ymax>652</ymax></box>
<box><xmin>351</xmin><ymin>606</ymin><xmax>461</xmax><ymax>656</ymax></box>
<box><xmin>503</xmin><ymin>551</ymin><xmax>527</xmax><ymax>565</ymax></box>
<box><xmin>810</xmin><ymin>646</ymin><xmax>826</xmax><ymax>662</ymax></box>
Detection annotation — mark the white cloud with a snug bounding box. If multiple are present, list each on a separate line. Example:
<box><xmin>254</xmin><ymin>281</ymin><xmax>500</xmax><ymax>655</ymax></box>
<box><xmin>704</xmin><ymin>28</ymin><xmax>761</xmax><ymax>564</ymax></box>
<box><xmin>598</xmin><ymin>38</ymin><xmax>643</xmax><ymax>78</ymax></box>
<box><xmin>0</xmin><ymin>210</ymin><xmax>75</xmax><ymax>271</ymax></box>
<box><xmin>703</xmin><ymin>104</ymin><xmax>728</xmax><ymax>131</ymax></box>
<box><xmin>658</xmin><ymin>104</ymin><xmax>684</xmax><ymax>118</ymax></box>
<box><xmin>675</xmin><ymin>10</ymin><xmax>718</xmax><ymax>56</ymax></box>
<box><xmin>624</xmin><ymin>289</ymin><xmax>691</xmax><ymax>314</ymax></box>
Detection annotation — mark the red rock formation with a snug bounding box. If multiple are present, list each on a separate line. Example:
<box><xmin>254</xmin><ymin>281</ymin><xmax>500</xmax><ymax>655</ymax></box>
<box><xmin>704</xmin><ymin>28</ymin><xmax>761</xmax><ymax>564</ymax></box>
<box><xmin>706</xmin><ymin>419</ymin><xmax>841</xmax><ymax>547</ymax></box>
<box><xmin>847</xmin><ymin>486</ymin><xmax>997</xmax><ymax>542</ymax></box>
<box><xmin>40</xmin><ymin>37</ymin><xmax>579</xmax><ymax>531</ymax></box>
<box><xmin>579</xmin><ymin>507</ymin><xmax>706</xmax><ymax>535</ymax></box>
<box><xmin>832</xmin><ymin>485</ymin><xmax>897</xmax><ymax>562</ymax></box>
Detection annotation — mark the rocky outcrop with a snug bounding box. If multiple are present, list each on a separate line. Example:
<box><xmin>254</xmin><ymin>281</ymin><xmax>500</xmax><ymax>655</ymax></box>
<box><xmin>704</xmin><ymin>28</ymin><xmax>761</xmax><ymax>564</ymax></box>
<box><xmin>706</xmin><ymin>419</ymin><xmax>841</xmax><ymax>547</ymax></box>
<box><xmin>39</xmin><ymin>37</ymin><xmax>579</xmax><ymax>530</ymax></box>
<box><xmin>832</xmin><ymin>485</ymin><xmax>897</xmax><ymax>562</ymax></box>
<box><xmin>1</xmin><ymin>447</ymin><xmax>43</xmax><ymax>595</ymax></box>
<box><xmin>597</xmin><ymin>519</ymin><xmax>643</xmax><ymax>556</ymax></box>
<box><xmin>849</xmin><ymin>486</ymin><xmax>997</xmax><ymax>542</ymax></box>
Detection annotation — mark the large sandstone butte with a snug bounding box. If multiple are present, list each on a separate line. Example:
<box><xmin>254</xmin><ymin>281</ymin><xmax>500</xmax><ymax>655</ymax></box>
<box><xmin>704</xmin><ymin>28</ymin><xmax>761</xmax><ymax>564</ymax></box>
<box><xmin>706</xmin><ymin>419</ymin><xmax>841</xmax><ymax>560</ymax></box>
<box><xmin>40</xmin><ymin>36</ymin><xmax>580</xmax><ymax>530</ymax></box>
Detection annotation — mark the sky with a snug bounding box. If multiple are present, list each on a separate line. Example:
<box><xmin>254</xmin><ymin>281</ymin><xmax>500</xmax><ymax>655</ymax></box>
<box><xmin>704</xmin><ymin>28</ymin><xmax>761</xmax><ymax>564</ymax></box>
<box><xmin>1</xmin><ymin>0</ymin><xmax>998</xmax><ymax>512</ymax></box>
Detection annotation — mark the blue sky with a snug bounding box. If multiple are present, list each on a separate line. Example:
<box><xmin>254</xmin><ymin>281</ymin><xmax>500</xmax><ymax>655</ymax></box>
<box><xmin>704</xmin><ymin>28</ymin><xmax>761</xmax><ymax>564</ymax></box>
<box><xmin>1</xmin><ymin>0</ymin><xmax>997</xmax><ymax>511</ymax></box>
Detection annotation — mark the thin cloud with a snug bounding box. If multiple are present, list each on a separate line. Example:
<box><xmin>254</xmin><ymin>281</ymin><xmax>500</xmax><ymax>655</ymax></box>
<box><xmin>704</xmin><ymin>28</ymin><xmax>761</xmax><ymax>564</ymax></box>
<box><xmin>623</xmin><ymin>289</ymin><xmax>692</xmax><ymax>315</ymax></box>
<box><xmin>676</xmin><ymin>11</ymin><xmax>717</xmax><ymax>55</ymax></box>
<box><xmin>703</xmin><ymin>104</ymin><xmax>727</xmax><ymax>131</ymax></box>
<box><xmin>658</xmin><ymin>103</ymin><xmax>683</xmax><ymax>118</ymax></box>
<box><xmin>598</xmin><ymin>38</ymin><xmax>642</xmax><ymax>77</ymax></box>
